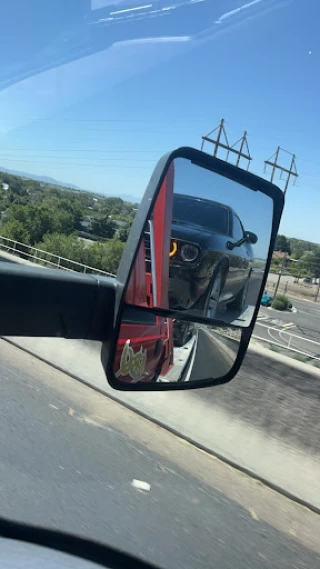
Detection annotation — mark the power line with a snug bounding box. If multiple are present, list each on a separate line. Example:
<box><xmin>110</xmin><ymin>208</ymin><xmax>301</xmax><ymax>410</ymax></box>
<box><xmin>0</xmin><ymin>117</ymin><xmax>313</xmax><ymax>135</ymax></box>
<box><xmin>0</xmin><ymin>148</ymin><xmax>166</xmax><ymax>153</ymax></box>
<box><xmin>0</xmin><ymin>158</ymin><xmax>151</xmax><ymax>170</ymax></box>
<box><xmin>5</xmin><ymin>127</ymin><xmax>202</xmax><ymax>134</ymax></box>
<box><xmin>0</xmin><ymin>118</ymin><xmax>206</xmax><ymax>124</ymax></box>
<box><xmin>0</xmin><ymin>155</ymin><xmax>156</xmax><ymax>162</ymax></box>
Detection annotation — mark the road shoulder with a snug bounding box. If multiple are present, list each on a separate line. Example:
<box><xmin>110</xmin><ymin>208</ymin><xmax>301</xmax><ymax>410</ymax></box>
<box><xmin>3</xmin><ymin>335</ymin><xmax>320</xmax><ymax>512</ymax></box>
<box><xmin>1</xmin><ymin>338</ymin><xmax>320</xmax><ymax>557</ymax></box>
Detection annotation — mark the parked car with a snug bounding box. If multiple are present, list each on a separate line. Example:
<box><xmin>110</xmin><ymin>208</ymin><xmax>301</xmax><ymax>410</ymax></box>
<box><xmin>167</xmin><ymin>194</ymin><xmax>257</xmax><ymax>317</ymax></box>
<box><xmin>261</xmin><ymin>294</ymin><xmax>273</xmax><ymax>307</ymax></box>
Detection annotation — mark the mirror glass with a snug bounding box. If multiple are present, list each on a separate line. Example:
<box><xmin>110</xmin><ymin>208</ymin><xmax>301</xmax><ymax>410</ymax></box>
<box><xmin>113</xmin><ymin>306</ymin><xmax>241</xmax><ymax>385</ymax></box>
<box><xmin>125</xmin><ymin>157</ymin><xmax>273</xmax><ymax>328</ymax></box>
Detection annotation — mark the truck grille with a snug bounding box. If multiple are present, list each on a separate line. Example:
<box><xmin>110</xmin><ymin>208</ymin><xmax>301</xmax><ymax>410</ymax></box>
<box><xmin>143</xmin><ymin>229</ymin><xmax>151</xmax><ymax>273</ymax></box>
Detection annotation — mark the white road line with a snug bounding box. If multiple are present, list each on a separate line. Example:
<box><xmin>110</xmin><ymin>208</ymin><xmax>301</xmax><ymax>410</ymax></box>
<box><xmin>282</xmin><ymin>323</ymin><xmax>296</xmax><ymax>329</ymax></box>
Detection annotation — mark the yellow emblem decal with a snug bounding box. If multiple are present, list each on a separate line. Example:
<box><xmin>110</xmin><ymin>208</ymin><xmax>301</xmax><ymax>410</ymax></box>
<box><xmin>115</xmin><ymin>339</ymin><xmax>147</xmax><ymax>381</ymax></box>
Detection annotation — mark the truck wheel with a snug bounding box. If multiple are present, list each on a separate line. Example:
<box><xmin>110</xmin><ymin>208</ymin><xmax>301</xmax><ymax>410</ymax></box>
<box><xmin>229</xmin><ymin>271</ymin><xmax>251</xmax><ymax>313</ymax></box>
<box><xmin>205</xmin><ymin>266</ymin><xmax>223</xmax><ymax>319</ymax></box>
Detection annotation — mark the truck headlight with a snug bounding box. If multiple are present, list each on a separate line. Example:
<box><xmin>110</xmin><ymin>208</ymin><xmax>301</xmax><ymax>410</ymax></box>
<box><xmin>180</xmin><ymin>244</ymin><xmax>199</xmax><ymax>262</ymax></box>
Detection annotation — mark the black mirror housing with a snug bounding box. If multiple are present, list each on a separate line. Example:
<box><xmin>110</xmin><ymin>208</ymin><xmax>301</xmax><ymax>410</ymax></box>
<box><xmin>103</xmin><ymin>147</ymin><xmax>284</xmax><ymax>391</ymax></box>
<box><xmin>246</xmin><ymin>231</ymin><xmax>258</xmax><ymax>244</ymax></box>
<box><xmin>0</xmin><ymin>146</ymin><xmax>284</xmax><ymax>392</ymax></box>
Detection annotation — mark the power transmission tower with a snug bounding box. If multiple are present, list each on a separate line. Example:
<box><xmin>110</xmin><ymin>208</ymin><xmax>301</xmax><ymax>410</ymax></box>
<box><xmin>201</xmin><ymin>119</ymin><xmax>252</xmax><ymax>169</ymax></box>
<box><xmin>264</xmin><ymin>146</ymin><xmax>298</xmax><ymax>196</ymax></box>
<box><xmin>264</xmin><ymin>147</ymin><xmax>299</xmax><ymax>300</ymax></box>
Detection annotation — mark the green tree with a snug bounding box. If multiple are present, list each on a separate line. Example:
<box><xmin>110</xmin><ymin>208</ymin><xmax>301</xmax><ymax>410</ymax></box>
<box><xmin>305</xmin><ymin>248</ymin><xmax>320</xmax><ymax>278</ymax></box>
<box><xmin>91</xmin><ymin>217</ymin><xmax>116</xmax><ymax>239</ymax></box>
<box><xmin>36</xmin><ymin>233</ymin><xmax>86</xmax><ymax>270</ymax></box>
<box><xmin>1</xmin><ymin>220</ymin><xmax>30</xmax><ymax>244</ymax></box>
<box><xmin>84</xmin><ymin>239</ymin><xmax>124</xmax><ymax>274</ymax></box>
<box><xmin>36</xmin><ymin>232</ymin><xmax>76</xmax><ymax>257</ymax></box>
<box><xmin>118</xmin><ymin>224</ymin><xmax>131</xmax><ymax>242</ymax></box>
<box><xmin>53</xmin><ymin>210</ymin><xmax>75</xmax><ymax>235</ymax></box>
<box><xmin>275</xmin><ymin>234</ymin><xmax>291</xmax><ymax>255</ymax></box>
<box><xmin>101</xmin><ymin>239</ymin><xmax>124</xmax><ymax>273</ymax></box>
<box><xmin>85</xmin><ymin>242</ymin><xmax>105</xmax><ymax>271</ymax></box>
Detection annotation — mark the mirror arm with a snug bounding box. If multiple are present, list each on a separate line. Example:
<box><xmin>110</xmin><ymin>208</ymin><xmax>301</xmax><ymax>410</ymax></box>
<box><xmin>227</xmin><ymin>236</ymin><xmax>248</xmax><ymax>250</ymax></box>
<box><xmin>0</xmin><ymin>263</ymin><xmax>117</xmax><ymax>341</ymax></box>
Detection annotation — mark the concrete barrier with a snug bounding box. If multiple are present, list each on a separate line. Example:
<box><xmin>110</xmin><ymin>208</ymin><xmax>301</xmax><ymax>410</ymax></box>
<box><xmin>0</xmin><ymin>250</ymin><xmax>45</xmax><ymax>268</ymax></box>
<box><xmin>3</xmin><ymin>335</ymin><xmax>320</xmax><ymax>511</ymax></box>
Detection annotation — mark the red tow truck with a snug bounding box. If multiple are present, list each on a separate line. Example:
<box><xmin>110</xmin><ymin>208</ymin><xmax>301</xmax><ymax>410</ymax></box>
<box><xmin>114</xmin><ymin>166</ymin><xmax>175</xmax><ymax>383</ymax></box>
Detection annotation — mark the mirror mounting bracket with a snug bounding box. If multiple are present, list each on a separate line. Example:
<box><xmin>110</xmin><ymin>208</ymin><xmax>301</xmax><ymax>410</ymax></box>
<box><xmin>227</xmin><ymin>236</ymin><xmax>248</xmax><ymax>250</ymax></box>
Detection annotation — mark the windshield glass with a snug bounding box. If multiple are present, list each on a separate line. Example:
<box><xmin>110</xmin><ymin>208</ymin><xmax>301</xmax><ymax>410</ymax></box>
<box><xmin>173</xmin><ymin>195</ymin><xmax>230</xmax><ymax>234</ymax></box>
<box><xmin>1</xmin><ymin>1</ymin><xmax>320</xmax><ymax>568</ymax></box>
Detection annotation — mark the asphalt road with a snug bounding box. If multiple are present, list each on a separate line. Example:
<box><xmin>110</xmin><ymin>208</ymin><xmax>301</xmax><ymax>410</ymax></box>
<box><xmin>256</xmin><ymin>295</ymin><xmax>320</xmax><ymax>358</ymax></box>
<box><xmin>247</xmin><ymin>270</ymin><xmax>264</xmax><ymax>306</ymax></box>
<box><xmin>0</xmin><ymin>341</ymin><xmax>320</xmax><ymax>569</ymax></box>
<box><xmin>254</xmin><ymin>320</ymin><xmax>320</xmax><ymax>360</ymax></box>
<box><xmin>279</xmin><ymin>297</ymin><xmax>320</xmax><ymax>340</ymax></box>
<box><xmin>189</xmin><ymin>327</ymin><xmax>237</xmax><ymax>381</ymax></box>
<box><xmin>192</xmin><ymin>339</ymin><xmax>320</xmax><ymax>455</ymax></box>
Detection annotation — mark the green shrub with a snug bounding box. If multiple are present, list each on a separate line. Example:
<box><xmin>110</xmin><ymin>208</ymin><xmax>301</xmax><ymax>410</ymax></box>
<box><xmin>293</xmin><ymin>353</ymin><xmax>308</xmax><ymax>363</ymax></box>
<box><xmin>271</xmin><ymin>299</ymin><xmax>286</xmax><ymax>311</ymax></box>
<box><xmin>275</xmin><ymin>295</ymin><xmax>290</xmax><ymax>309</ymax></box>
<box><xmin>288</xmin><ymin>301</ymin><xmax>293</xmax><ymax>309</ymax></box>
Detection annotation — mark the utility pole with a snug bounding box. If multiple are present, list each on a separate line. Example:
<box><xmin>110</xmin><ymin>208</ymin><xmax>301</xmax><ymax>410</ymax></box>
<box><xmin>264</xmin><ymin>147</ymin><xmax>298</xmax><ymax>299</ymax></box>
<box><xmin>273</xmin><ymin>252</ymin><xmax>288</xmax><ymax>298</ymax></box>
<box><xmin>314</xmin><ymin>266</ymin><xmax>320</xmax><ymax>302</ymax></box>
<box><xmin>264</xmin><ymin>147</ymin><xmax>298</xmax><ymax>196</ymax></box>
<box><xmin>201</xmin><ymin>119</ymin><xmax>252</xmax><ymax>169</ymax></box>
<box><xmin>273</xmin><ymin>255</ymin><xmax>297</xmax><ymax>299</ymax></box>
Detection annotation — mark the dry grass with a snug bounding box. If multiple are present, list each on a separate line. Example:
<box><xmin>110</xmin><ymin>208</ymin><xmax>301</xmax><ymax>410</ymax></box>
<box><xmin>266</xmin><ymin>280</ymin><xmax>319</xmax><ymax>302</ymax></box>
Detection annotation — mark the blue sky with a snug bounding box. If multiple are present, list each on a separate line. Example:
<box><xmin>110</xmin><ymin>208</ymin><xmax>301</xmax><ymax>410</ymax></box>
<box><xmin>0</xmin><ymin>0</ymin><xmax>319</xmax><ymax>242</ymax></box>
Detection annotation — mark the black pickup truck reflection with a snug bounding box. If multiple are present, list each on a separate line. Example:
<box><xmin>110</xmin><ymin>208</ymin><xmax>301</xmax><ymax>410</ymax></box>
<box><xmin>168</xmin><ymin>194</ymin><xmax>257</xmax><ymax>318</ymax></box>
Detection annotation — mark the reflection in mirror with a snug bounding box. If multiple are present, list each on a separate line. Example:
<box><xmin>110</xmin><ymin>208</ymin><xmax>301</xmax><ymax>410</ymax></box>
<box><xmin>125</xmin><ymin>157</ymin><xmax>274</xmax><ymax>328</ymax></box>
<box><xmin>112</xmin><ymin>306</ymin><xmax>241</xmax><ymax>385</ymax></box>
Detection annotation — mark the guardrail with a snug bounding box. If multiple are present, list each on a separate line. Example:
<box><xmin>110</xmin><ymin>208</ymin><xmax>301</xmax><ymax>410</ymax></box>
<box><xmin>0</xmin><ymin>235</ymin><xmax>116</xmax><ymax>278</ymax></box>
<box><xmin>215</xmin><ymin>320</ymin><xmax>320</xmax><ymax>364</ymax></box>
<box><xmin>253</xmin><ymin>323</ymin><xmax>320</xmax><ymax>363</ymax></box>
<box><xmin>2</xmin><ymin>235</ymin><xmax>320</xmax><ymax>365</ymax></box>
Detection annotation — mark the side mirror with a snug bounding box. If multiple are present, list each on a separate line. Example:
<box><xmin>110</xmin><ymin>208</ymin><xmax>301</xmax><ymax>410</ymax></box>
<box><xmin>0</xmin><ymin>146</ymin><xmax>283</xmax><ymax>392</ymax></box>
<box><xmin>246</xmin><ymin>231</ymin><xmax>258</xmax><ymax>244</ymax></box>
<box><xmin>103</xmin><ymin>147</ymin><xmax>284</xmax><ymax>390</ymax></box>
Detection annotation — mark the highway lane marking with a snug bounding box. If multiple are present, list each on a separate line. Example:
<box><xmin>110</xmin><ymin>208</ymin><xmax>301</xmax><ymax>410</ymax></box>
<box><xmin>248</xmin><ymin>507</ymin><xmax>259</xmax><ymax>521</ymax></box>
<box><xmin>267</xmin><ymin>327</ymin><xmax>282</xmax><ymax>345</ymax></box>
<box><xmin>256</xmin><ymin>321</ymin><xmax>297</xmax><ymax>331</ymax></box>
<box><xmin>257</xmin><ymin>314</ymin><xmax>268</xmax><ymax>321</ymax></box>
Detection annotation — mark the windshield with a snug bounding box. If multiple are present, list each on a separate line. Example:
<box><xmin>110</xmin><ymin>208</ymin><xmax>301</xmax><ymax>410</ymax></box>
<box><xmin>1</xmin><ymin>2</ymin><xmax>320</xmax><ymax>569</ymax></box>
<box><xmin>173</xmin><ymin>195</ymin><xmax>230</xmax><ymax>234</ymax></box>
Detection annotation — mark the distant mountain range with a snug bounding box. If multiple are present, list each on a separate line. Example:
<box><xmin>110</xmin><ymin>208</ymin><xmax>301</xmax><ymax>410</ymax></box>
<box><xmin>0</xmin><ymin>166</ymin><xmax>140</xmax><ymax>203</ymax></box>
